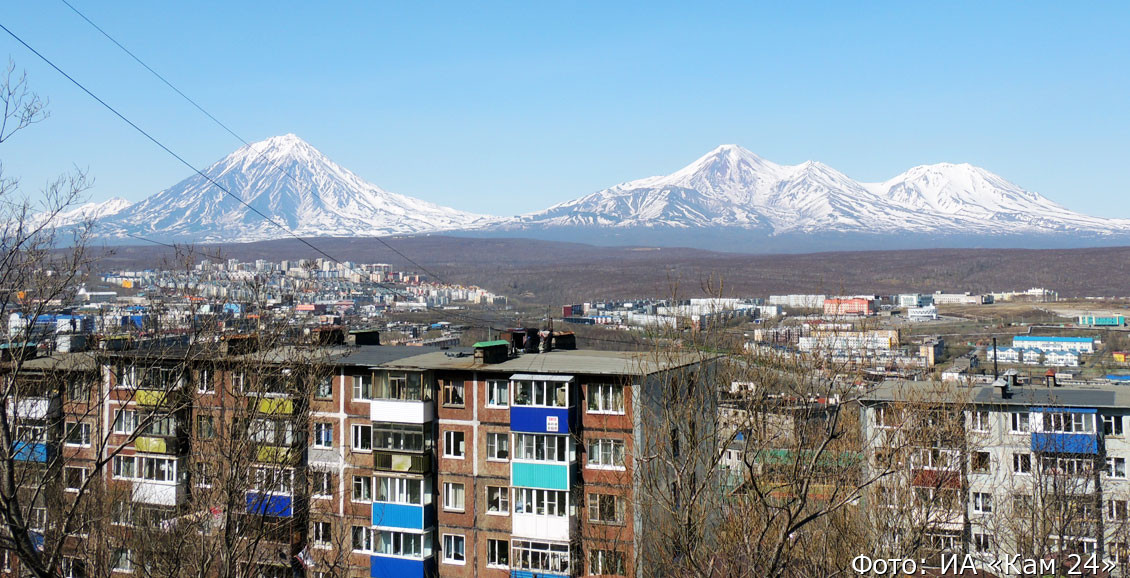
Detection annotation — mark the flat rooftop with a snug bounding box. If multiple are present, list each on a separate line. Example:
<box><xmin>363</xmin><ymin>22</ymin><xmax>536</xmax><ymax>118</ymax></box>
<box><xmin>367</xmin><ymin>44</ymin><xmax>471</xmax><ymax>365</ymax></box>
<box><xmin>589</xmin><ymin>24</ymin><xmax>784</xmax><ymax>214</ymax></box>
<box><xmin>381</xmin><ymin>348</ymin><xmax>713</xmax><ymax>376</ymax></box>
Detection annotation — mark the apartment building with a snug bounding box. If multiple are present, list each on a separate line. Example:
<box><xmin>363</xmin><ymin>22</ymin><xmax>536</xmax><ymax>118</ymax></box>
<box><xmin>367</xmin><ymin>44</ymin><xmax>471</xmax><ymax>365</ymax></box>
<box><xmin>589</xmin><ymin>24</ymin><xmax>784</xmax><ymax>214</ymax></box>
<box><xmin>0</xmin><ymin>337</ymin><xmax>710</xmax><ymax>578</ymax></box>
<box><xmin>861</xmin><ymin>377</ymin><xmax>1130</xmax><ymax>573</ymax></box>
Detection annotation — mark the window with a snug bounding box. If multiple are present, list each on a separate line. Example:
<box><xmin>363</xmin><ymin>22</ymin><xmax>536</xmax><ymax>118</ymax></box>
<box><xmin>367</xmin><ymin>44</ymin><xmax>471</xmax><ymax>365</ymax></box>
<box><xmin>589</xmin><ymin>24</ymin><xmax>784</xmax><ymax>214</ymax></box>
<box><xmin>1044</xmin><ymin>412</ymin><xmax>1095</xmax><ymax>434</ymax></box>
<box><xmin>1042</xmin><ymin>456</ymin><xmax>1091</xmax><ymax>476</ymax></box>
<box><xmin>588</xmin><ymin>493</ymin><xmax>625</xmax><ymax>524</ymax></box>
<box><xmin>198</xmin><ymin>369</ymin><xmax>215</xmax><ymax>393</ymax></box>
<box><xmin>377</xmin><ymin>530</ymin><xmax>424</xmax><ymax>557</ymax></box>
<box><xmin>486</xmin><ymin>380</ymin><xmax>509</xmax><ymax>407</ymax></box>
<box><xmin>352</xmin><ymin>475</ymin><xmax>372</xmax><ymax>502</ymax></box>
<box><xmin>443</xmin><ymin>534</ymin><xmax>466</xmax><ymax>564</ymax></box>
<box><xmin>252</xmin><ymin>467</ymin><xmax>293</xmax><ymax>494</ymax></box>
<box><xmin>314</xmin><ymin>423</ymin><xmax>333</xmax><ymax>448</ymax></box>
<box><xmin>64</xmin><ymin>467</ymin><xmax>88</xmax><ymax>491</ymax></box>
<box><xmin>1111</xmin><ymin>542</ymin><xmax>1130</xmax><ymax>565</ymax></box>
<box><xmin>141</xmin><ymin>412</ymin><xmax>176</xmax><ymax>437</ymax></box>
<box><xmin>66</xmin><ymin>378</ymin><xmax>89</xmax><ymax>403</ymax></box>
<box><xmin>29</xmin><ymin>507</ymin><xmax>46</xmax><ymax>532</ymax></box>
<box><xmin>1112</xmin><ymin>500</ymin><xmax>1129</xmax><ymax>521</ymax></box>
<box><xmin>972</xmin><ymin>492</ymin><xmax>993</xmax><ymax>514</ymax></box>
<box><xmin>66</xmin><ymin>421</ymin><xmax>91</xmax><ymax>446</ymax></box>
<box><xmin>352</xmin><ymin>526</ymin><xmax>374</xmax><ymax>552</ymax></box>
<box><xmin>588</xmin><ymin>384</ymin><xmax>625</xmax><ymax>414</ymax></box>
<box><xmin>512</xmin><ymin>540</ymin><xmax>569</xmax><ymax>574</ymax></box>
<box><xmin>487</xmin><ymin>486</ymin><xmax>509</xmax><ymax>514</ymax></box>
<box><xmin>352</xmin><ymin>375</ymin><xmax>372</xmax><ymax>400</ymax></box>
<box><xmin>1012</xmin><ymin>493</ymin><xmax>1032</xmax><ymax>514</ymax></box>
<box><xmin>513</xmin><ymin>488</ymin><xmax>568</xmax><ymax>517</ymax></box>
<box><xmin>62</xmin><ymin>558</ymin><xmax>85</xmax><ymax>578</ymax></box>
<box><xmin>972</xmin><ymin>533</ymin><xmax>992</xmax><ymax>553</ymax></box>
<box><xmin>111</xmin><ymin>502</ymin><xmax>133</xmax><ymax>526</ymax></box>
<box><xmin>487</xmin><ymin>432</ymin><xmax>509</xmax><ymax>461</ymax></box>
<box><xmin>194</xmin><ymin>462</ymin><xmax>212</xmax><ymax>488</ymax></box>
<box><xmin>444</xmin><ymin>430</ymin><xmax>465</xmax><ymax>459</ymax></box>
<box><xmin>588</xmin><ymin>438</ymin><xmax>626</xmax><ymax>469</ymax></box>
<box><xmin>315</xmin><ymin>375</ymin><xmax>333</xmax><ymax>399</ymax></box>
<box><xmin>512</xmin><ymin>380</ymin><xmax>568</xmax><ymax>408</ymax></box>
<box><xmin>972</xmin><ymin>451</ymin><xmax>990</xmax><ymax>473</ymax></box>
<box><xmin>112</xmin><ymin>456</ymin><xmax>177</xmax><ymax>482</ymax></box>
<box><xmin>376</xmin><ymin>476</ymin><xmax>422</xmax><ymax>505</ymax></box>
<box><xmin>114</xmin><ymin>409</ymin><xmax>138</xmax><ymax>435</ymax></box>
<box><xmin>590</xmin><ymin>549</ymin><xmax>625</xmax><ymax>576</ymax></box>
<box><xmin>970</xmin><ymin>410</ymin><xmax>989</xmax><ymax>432</ymax></box>
<box><xmin>378</xmin><ymin>372</ymin><xmax>425</xmax><ymax>401</ymax></box>
<box><xmin>875</xmin><ymin>405</ymin><xmax>901</xmax><ymax>428</ymax></box>
<box><xmin>1109</xmin><ymin>457</ymin><xmax>1128</xmax><ymax>479</ymax></box>
<box><xmin>514</xmin><ymin>433</ymin><xmax>568</xmax><ymax>462</ymax></box>
<box><xmin>231</xmin><ymin>372</ymin><xmax>245</xmax><ymax>393</ymax></box>
<box><xmin>374</xmin><ymin>423</ymin><xmax>428</xmax><ymax>452</ymax></box>
<box><xmin>352</xmin><ymin>424</ymin><xmax>372</xmax><ymax>452</ymax></box>
<box><xmin>1106</xmin><ymin>415</ymin><xmax>1125</xmax><ymax>437</ymax></box>
<box><xmin>443</xmin><ymin>482</ymin><xmax>465</xmax><ymax>511</ymax></box>
<box><xmin>311</xmin><ymin>471</ymin><xmax>333</xmax><ymax>498</ymax></box>
<box><xmin>1010</xmin><ymin>412</ymin><xmax>1030</xmax><ymax>433</ymax></box>
<box><xmin>197</xmin><ymin>415</ymin><xmax>216</xmax><ymax>439</ymax></box>
<box><xmin>441</xmin><ymin>379</ymin><xmax>465</xmax><ymax>407</ymax></box>
<box><xmin>1012</xmin><ymin>453</ymin><xmax>1032</xmax><ymax>474</ymax></box>
<box><xmin>487</xmin><ymin>538</ymin><xmax>509</xmax><ymax>568</ymax></box>
<box><xmin>248</xmin><ymin>417</ymin><xmax>293</xmax><ymax>446</ymax></box>
<box><xmin>112</xmin><ymin>549</ymin><xmax>133</xmax><ymax>572</ymax></box>
<box><xmin>313</xmin><ymin>521</ymin><xmax>332</xmax><ymax>547</ymax></box>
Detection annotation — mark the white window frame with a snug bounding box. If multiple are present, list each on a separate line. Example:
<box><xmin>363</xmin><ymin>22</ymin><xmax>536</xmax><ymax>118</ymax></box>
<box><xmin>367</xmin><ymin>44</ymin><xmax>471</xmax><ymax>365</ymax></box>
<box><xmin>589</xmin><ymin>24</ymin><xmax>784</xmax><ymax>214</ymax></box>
<box><xmin>312</xmin><ymin>520</ymin><xmax>332</xmax><ymax>548</ymax></box>
<box><xmin>376</xmin><ymin>476</ymin><xmax>423</xmax><ymax>505</ymax></box>
<box><xmin>970</xmin><ymin>410</ymin><xmax>989</xmax><ymax>432</ymax></box>
<box><xmin>443</xmin><ymin>430</ymin><xmax>465</xmax><ymax>459</ymax></box>
<box><xmin>486</xmin><ymin>485</ymin><xmax>509</xmax><ymax>515</ymax></box>
<box><xmin>1012</xmin><ymin>453</ymin><xmax>1032</xmax><ymax>475</ymax></box>
<box><xmin>313</xmin><ymin>423</ymin><xmax>333</xmax><ymax>449</ymax></box>
<box><xmin>64</xmin><ymin>466</ymin><xmax>88</xmax><ymax>492</ymax></box>
<box><xmin>486</xmin><ymin>432</ymin><xmax>509</xmax><ymax>461</ymax></box>
<box><xmin>486</xmin><ymin>538</ymin><xmax>509</xmax><ymax>568</ymax></box>
<box><xmin>972</xmin><ymin>491</ymin><xmax>993</xmax><ymax>514</ymax></box>
<box><xmin>513</xmin><ymin>487</ymin><xmax>569</xmax><ymax>517</ymax></box>
<box><xmin>442</xmin><ymin>534</ymin><xmax>466</xmax><ymax>565</ymax></box>
<box><xmin>588</xmin><ymin>383</ymin><xmax>626</xmax><ymax>414</ymax></box>
<box><xmin>1105</xmin><ymin>415</ymin><xmax>1125</xmax><ymax>437</ymax></box>
<box><xmin>112</xmin><ymin>549</ymin><xmax>133</xmax><ymax>572</ymax></box>
<box><xmin>486</xmin><ymin>380</ymin><xmax>509</xmax><ymax>408</ymax></box>
<box><xmin>1108</xmin><ymin>457</ymin><xmax>1128</xmax><ymax>479</ymax></box>
<box><xmin>1010</xmin><ymin>412</ymin><xmax>1030</xmax><ymax>434</ymax></box>
<box><xmin>588</xmin><ymin>437</ymin><xmax>626</xmax><ymax>469</ymax></box>
<box><xmin>352</xmin><ymin>475</ymin><xmax>372</xmax><ymax>502</ymax></box>
<box><xmin>114</xmin><ymin>409</ymin><xmax>138</xmax><ymax>435</ymax></box>
<box><xmin>443</xmin><ymin>482</ymin><xmax>465</xmax><ymax>512</ymax></box>
<box><xmin>352</xmin><ymin>526</ymin><xmax>374</xmax><ymax>553</ymax></box>
<box><xmin>352</xmin><ymin>375</ymin><xmax>372</xmax><ymax>401</ymax></box>
<box><xmin>311</xmin><ymin>470</ymin><xmax>333</xmax><ymax>499</ymax></box>
<box><xmin>352</xmin><ymin>424</ymin><xmax>372</xmax><ymax>453</ymax></box>
<box><xmin>65</xmin><ymin>421</ymin><xmax>91</xmax><ymax>447</ymax></box>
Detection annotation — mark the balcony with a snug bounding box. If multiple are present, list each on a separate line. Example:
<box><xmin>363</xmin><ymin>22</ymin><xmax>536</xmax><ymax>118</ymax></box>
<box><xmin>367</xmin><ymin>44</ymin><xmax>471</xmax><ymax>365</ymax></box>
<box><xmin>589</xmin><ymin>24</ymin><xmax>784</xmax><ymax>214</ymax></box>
<box><xmin>135</xmin><ymin>436</ymin><xmax>178</xmax><ymax>455</ymax></box>
<box><xmin>255</xmin><ymin>398</ymin><xmax>294</xmax><ymax>415</ymax></box>
<box><xmin>510</xmin><ymin>571</ymin><xmax>568</xmax><ymax>578</ymax></box>
<box><xmin>372</xmin><ymin>502</ymin><xmax>434</xmax><ymax>530</ymax></box>
<box><xmin>135</xmin><ymin>390</ymin><xmax>169</xmax><ymax>407</ymax></box>
<box><xmin>256</xmin><ymin>445</ymin><xmax>294</xmax><ymax>464</ymax></box>
<box><xmin>1031</xmin><ymin>432</ymin><xmax>1099</xmax><ymax>454</ymax></box>
<box><xmin>12</xmin><ymin>397</ymin><xmax>54</xmax><ymax>420</ymax></box>
<box><xmin>370</xmin><ymin>399</ymin><xmax>433</xmax><ymax>424</ymax></box>
<box><xmin>371</xmin><ymin>555</ymin><xmax>434</xmax><ymax>578</ymax></box>
<box><xmin>512</xmin><ymin>462</ymin><xmax>569</xmax><ymax>491</ymax></box>
<box><xmin>246</xmin><ymin>491</ymin><xmax>293</xmax><ymax>517</ymax></box>
<box><xmin>374</xmin><ymin>451</ymin><xmax>431</xmax><ymax>474</ymax></box>
<box><xmin>510</xmin><ymin>406</ymin><xmax>571</xmax><ymax>435</ymax></box>
<box><xmin>12</xmin><ymin>442</ymin><xmax>49</xmax><ymax>463</ymax></box>
<box><xmin>512</xmin><ymin>512</ymin><xmax>571</xmax><ymax>541</ymax></box>
<box><xmin>132</xmin><ymin>480</ymin><xmax>183</xmax><ymax>506</ymax></box>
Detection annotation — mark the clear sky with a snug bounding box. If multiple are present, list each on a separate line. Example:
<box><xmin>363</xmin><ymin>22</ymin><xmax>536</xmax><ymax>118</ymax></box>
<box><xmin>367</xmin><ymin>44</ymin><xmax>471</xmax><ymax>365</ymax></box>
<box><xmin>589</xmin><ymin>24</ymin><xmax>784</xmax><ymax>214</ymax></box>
<box><xmin>1</xmin><ymin>1</ymin><xmax>1128</xmax><ymax>217</ymax></box>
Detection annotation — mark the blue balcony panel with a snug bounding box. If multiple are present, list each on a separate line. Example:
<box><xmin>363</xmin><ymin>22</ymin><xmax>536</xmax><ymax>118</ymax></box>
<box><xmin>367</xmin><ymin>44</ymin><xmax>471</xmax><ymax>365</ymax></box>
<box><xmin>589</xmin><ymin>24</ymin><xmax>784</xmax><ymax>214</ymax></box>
<box><xmin>511</xmin><ymin>571</ymin><xmax>569</xmax><ymax>578</ymax></box>
<box><xmin>372</xmin><ymin>502</ymin><xmax>433</xmax><ymax>530</ymax></box>
<box><xmin>13</xmin><ymin>442</ymin><xmax>49</xmax><ymax>463</ymax></box>
<box><xmin>246</xmin><ymin>492</ymin><xmax>292</xmax><ymax>517</ymax></box>
<box><xmin>1031</xmin><ymin>432</ymin><xmax>1099</xmax><ymax>454</ymax></box>
<box><xmin>512</xmin><ymin>461</ymin><xmax>570</xmax><ymax>490</ymax></box>
<box><xmin>371</xmin><ymin>554</ymin><xmax>433</xmax><ymax>578</ymax></box>
<box><xmin>510</xmin><ymin>406</ymin><xmax>570</xmax><ymax>434</ymax></box>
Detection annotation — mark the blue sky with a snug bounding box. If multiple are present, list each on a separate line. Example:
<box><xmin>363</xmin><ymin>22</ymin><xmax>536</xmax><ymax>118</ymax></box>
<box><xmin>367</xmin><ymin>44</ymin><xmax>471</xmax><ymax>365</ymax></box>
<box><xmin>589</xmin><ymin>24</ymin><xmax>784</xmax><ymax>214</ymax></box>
<box><xmin>2</xmin><ymin>1</ymin><xmax>1128</xmax><ymax>216</ymax></box>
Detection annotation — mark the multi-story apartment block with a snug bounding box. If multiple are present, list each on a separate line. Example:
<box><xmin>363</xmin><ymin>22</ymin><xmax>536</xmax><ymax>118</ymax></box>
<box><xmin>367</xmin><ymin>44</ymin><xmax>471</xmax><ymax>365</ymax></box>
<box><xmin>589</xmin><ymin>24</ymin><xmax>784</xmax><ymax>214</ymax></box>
<box><xmin>0</xmin><ymin>336</ymin><xmax>710</xmax><ymax>578</ymax></box>
<box><xmin>861</xmin><ymin>376</ymin><xmax>1130</xmax><ymax>573</ymax></box>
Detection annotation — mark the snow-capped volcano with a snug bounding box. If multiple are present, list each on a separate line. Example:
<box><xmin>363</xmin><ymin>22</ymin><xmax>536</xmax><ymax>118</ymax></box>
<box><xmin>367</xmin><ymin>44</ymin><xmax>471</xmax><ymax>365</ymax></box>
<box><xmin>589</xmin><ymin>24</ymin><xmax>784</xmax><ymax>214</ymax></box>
<box><xmin>95</xmin><ymin>134</ymin><xmax>491</xmax><ymax>243</ymax></box>
<box><xmin>33</xmin><ymin>197</ymin><xmax>131</xmax><ymax>228</ymax></box>
<box><xmin>508</xmin><ymin>144</ymin><xmax>1130</xmax><ymax>238</ymax></box>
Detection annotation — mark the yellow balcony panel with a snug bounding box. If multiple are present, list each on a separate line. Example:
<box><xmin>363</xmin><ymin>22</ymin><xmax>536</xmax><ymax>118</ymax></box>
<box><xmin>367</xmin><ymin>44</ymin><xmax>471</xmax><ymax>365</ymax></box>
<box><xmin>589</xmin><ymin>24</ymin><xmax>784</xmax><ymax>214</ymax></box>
<box><xmin>134</xmin><ymin>436</ymin><xmax>167</xmax><ymax>453</ymax></box>
<box><xmin>257</xmin><ymin>445</ymin><xmax>290</xmax><ymax>464</ymax></box>
<box><xmin>256</xmin><ymin>398</ymin><xmax>294</xmax><ymax>415</ymax></box>
<box><xmin>135</xmin><ymin>390</ymin><xmax>168</xmax><ymax>406</ymax></box>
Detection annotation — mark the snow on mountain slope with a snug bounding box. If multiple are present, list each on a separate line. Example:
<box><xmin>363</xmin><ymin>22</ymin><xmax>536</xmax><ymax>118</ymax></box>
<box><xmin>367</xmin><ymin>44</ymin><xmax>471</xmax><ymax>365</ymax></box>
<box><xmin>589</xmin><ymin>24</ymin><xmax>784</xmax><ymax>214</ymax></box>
<box><xmin>32</xmin><ymin>197</ymin><xmax>131</xmax><ymax>228</ymax></box>
<box><xmin>95</xmin><ymin>134</ymin><xmax>492</xmax><ymax>243</ymax></box>
<box><xmin>511</xmin><ymin>145</ymin><xmax>1130</xmax><ymax>236</ymax></box>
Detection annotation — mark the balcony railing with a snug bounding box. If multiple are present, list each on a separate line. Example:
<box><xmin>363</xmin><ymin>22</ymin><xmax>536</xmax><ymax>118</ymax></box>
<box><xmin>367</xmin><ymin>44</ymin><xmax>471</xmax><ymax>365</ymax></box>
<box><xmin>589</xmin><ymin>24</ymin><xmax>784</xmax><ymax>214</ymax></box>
<box><xmin>374</xmin><ymin>450</ymin><xmax>431</xmax><ymax>474</ymax></box>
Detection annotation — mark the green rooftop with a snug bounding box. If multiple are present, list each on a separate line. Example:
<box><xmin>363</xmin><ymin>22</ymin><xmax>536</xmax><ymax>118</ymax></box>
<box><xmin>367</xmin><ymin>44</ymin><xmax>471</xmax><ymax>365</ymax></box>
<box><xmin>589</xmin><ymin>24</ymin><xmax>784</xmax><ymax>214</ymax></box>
<box><xmin>473</xmin><ymin>340</ymin><xmax>510</xmax><ymax>348</ymax></box>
